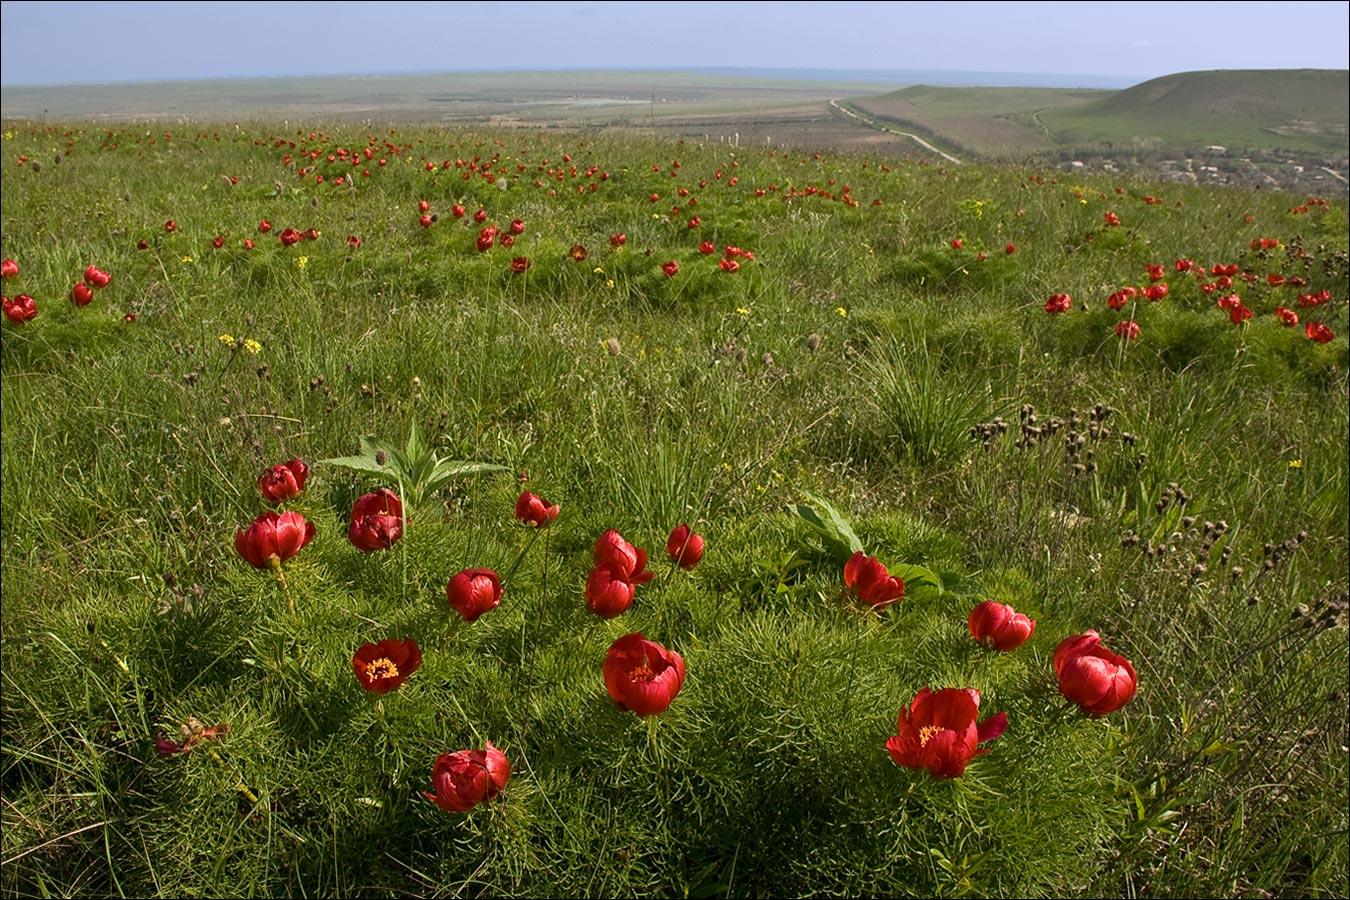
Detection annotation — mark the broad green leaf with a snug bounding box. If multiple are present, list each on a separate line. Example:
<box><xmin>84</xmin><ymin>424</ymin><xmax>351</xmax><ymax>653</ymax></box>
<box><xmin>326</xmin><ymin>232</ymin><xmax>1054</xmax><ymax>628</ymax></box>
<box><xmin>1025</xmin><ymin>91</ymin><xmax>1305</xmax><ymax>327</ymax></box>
<box><xmin>888</xmin><ymin>563</ymin><xmax>944</xmax><ymax>596</ymax></box>
<box><xmin>786</xmin><ymin>492</ymin><xmax>864</xmax><ymax>563</ymax></box>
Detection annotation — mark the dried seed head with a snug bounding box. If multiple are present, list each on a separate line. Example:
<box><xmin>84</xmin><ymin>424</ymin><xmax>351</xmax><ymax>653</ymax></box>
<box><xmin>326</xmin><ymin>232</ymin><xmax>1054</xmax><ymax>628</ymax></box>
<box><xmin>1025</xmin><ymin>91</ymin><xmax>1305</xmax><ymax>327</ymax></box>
<box><xmin>605</xmin><ymin>337</ymin><xmax>622</xmax><ymax>356</ymax></box>
<box><xmin>805</xmin><ymin>333</ymin><xmax>823</xmax><ymax>352</ymax></box>
<box><xmin>375</xmin><ymin>449</ymin><xmax>390</xmax><ymax>466</ymax></box>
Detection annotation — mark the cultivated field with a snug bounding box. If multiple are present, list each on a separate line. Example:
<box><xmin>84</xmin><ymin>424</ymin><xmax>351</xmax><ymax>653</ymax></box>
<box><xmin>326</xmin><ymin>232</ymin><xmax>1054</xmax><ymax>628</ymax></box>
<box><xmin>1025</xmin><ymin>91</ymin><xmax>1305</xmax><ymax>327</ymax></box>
<box><xmin>1</xmin><ymin>116</ymin><xmax>1347</xmax><ymax>897</ymax></box>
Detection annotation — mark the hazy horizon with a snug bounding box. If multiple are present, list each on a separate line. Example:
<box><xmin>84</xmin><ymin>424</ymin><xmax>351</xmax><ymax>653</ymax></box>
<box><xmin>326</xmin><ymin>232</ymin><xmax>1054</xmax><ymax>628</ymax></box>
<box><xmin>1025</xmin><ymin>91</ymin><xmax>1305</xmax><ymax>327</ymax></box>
<box><xmin>2</xmin><ymin>1</ymin><xmax>1347</xmax><ymax>88</ymax></box>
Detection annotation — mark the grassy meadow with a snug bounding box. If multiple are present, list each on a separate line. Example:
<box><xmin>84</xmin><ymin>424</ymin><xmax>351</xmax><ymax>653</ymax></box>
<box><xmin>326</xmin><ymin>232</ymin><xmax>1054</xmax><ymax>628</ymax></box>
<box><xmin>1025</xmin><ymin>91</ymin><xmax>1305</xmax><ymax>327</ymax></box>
<box><xmin>1</xmin><ymin>119</ymin><xmax>1347</xmax><ymax>898</ymax></box>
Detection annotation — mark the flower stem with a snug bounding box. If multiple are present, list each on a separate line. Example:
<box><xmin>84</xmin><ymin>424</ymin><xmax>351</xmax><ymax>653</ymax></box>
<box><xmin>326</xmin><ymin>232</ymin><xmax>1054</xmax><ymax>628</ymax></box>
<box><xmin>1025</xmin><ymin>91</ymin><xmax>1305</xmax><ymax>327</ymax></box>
<box><xmin>500</xmin><ymin>525</ymin><xmax>545</xmax><ymax>593</ymax></box>
<box><xmin>269</xmin><ymin>557</ymin><xmax>302</xmax><ymax>661</ymax></box>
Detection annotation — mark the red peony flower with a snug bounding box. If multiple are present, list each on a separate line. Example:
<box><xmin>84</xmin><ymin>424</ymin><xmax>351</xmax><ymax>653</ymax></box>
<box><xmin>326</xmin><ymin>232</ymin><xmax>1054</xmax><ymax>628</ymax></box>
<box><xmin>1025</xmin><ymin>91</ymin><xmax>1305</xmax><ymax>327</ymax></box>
<box><xmin>418</xmin><ymin>199</ymin><xmax>430</xmax><ymax>213</ymax></box>
<box><xmin>258</xmin><ymin>220</ymin><xmax>272</xmax><ymax>233</ymax></box>
<box><xmin>510</xmin><ymin>256</ymin><xmax>530</xmax><ymax>273</ymax></box>
<box><xmin>603</xmin><ymin>632</ymin><xmax>686</xmax><ymax>716</ymax></box>
<box><xmin>352</xmin><ymin>638</ymin><xmax>422</xmax><ymax>693</ymax></box>
<box><xmin>1114</xmin><ymin>319</ymin><xmax>1141</xmax><ymax>340</ymax></box>
<box><xmin>662</xmin><ymin>260</ymin><xmax>679</xmax><ymax>277</ymax></box>
<box><xmin>967</xmin><ymin>600</ymin><xmax>1035</xmax><ymax>650</ymax></box>
<box><xmin>0</xmin><ymin>259</ymin><xmax>18</xmax><ymax>279</ymax></box>
<box><xmin>1103</xmin><ymin>211</ymin><xmax>1120</xmax><ymax>227</ymax></box>
<box><xmin>348</xmin><ymin>489</ymin><xmax>404</xmax><ymax>552</ymax></box>
<box><xmin>1107</xmin><ymin>287</ymin><xmax>1137</xmax><ymax>310</ymax></box>
<box><xmin>698</xmin><ymin>241</ymin><xmax>715</xmax><ymax>255</ymax></box>
<box><xmin>885</xmin><ymin>687</ymin><xmax>1007</xmax><ymax>779</ymax></box>
<box><xmin>609</xmin><ymin>233</ymin><xmax>627</xmax><ymax>247</ymax></box>
<box><xmin>843</xmin><ymin>551</ymin><xmax>905</xmax><ymax>609</ymax></box>
<box><xmin>1044</xmin><ymin>293</ymin><xmax>1072</xmax><ymax>314</ymax></box>
<box><xmin>1274</xmin><ymin>306</ymin><xmax>1299</xmax><ymax>327</ymax></box>
<box><xmin>1229</xmin><ymin>303</ymin><xmax>1253</xmax><ymax>324</ymax></box>
<box><xmin>476</xmin><ymin>227</ymin><xmax>497</xmax><ymax>251</ymax></box>
<box><xmin>665</xmin><ymin>524</ymin><xmax>704</xmax><ymax>569</ymax></box>
<box><xmin>1143</xmin><ymin>284</ymin><xmax>1168</xmax><ymax>301</ymax></box>
<box><xmin>509</xmin><ymin>219</ymin><xmax>525</xmax><ymax>235</ymax></box>
<box><xmin>473</xmin><ymin>209</ymin><xmax>488</xmax><ymax>223</ymax></box>
<box><xmin>950</xmin><ymin>238</ymin><xmax>963</xmax><ymax>249</ymax></box>
<box><xmin>164</xmin><ymin>219</ymin><xmax>177</xmax><ymax>233</ymax></box>
<box><xmin>514</xmin><ymin>490</ymin><xmax>558</xmax><ymax>527</ymax></box>
<box><xmin>424</xmin><ymin>742</ymin><xmax>510</xmax><ymax>813</ymax></box>
<box><xmin>1005</xmin><ymin>243</ymin><xmax>1016</xmax><ymax>254</ymax></box>
<box><xmin>569</xmin><ymin>244</ymin><xmax>588</xmax><ymax>262</ymax></box>
<box><xmin>346</xmin><ymin>235</ymin><xmax>361</xmax><ymax>248</ymax></box>
<box><xmin>446</xmin><ymin>568</ymin><xmax>503</xmax><ymax>623</ymax></box>
<box><xmin>3</xmin><ymin>294</ymin><xmax>38</xmax><ymax>324</ymax></box>
<box><xmin>279</xmin><ymin>228</ymin><xmax>301</xmax><ymax>247</ymax></box>
<box><xmin>719</xmin><ymin>258</ymin><xmax>740</xmax><ymax>273</ymax></box>
<box><xmin>81</xmin><ymin>265</ymin><xmax>110</xmax><ymax>288</ymax></box>
<box><xmin>235</xmin><ymin>510</ymin><xmax>316</xmax><ymax>568</ymax></box>
<box><xmin>452</xmin><ymin>204</ymin><xmax>466</xmax><ymax>218</ymax></box>
<box><xmin>1053</xmin><ymin>631</ymin><xmax>1137</xmax><ymax>716</ymax></box>
<box><xmin>70</xmin><ymin>282</ymin><xmax>94</xmax><ymax>307</ymax></box>
<box><xmin>257</xmin><ymin>458</ymin><xmax>308</xmax><ymax>504</ymax></box>
<box><xmin>1306</xmin><ymin>321</ymin><xmax>1335</xmax><ymax>344</ymax></box>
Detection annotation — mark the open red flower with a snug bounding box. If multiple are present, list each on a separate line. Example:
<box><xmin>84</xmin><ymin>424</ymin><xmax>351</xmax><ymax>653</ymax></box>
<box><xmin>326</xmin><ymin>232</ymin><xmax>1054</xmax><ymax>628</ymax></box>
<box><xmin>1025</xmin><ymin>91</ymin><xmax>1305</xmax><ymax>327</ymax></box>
<box><xmin>844</xmin><ymin>551</ymin><xmax>905</xmax><ymax>609</ymax></box>
<box><xmin>665</xmin><ymin>524</ymin><xmax>704</xmax><ymax>569</ymax></box>
<box><xmin>1</xmin><ymin>259</ymin><xmax>18</xmax><ymax>279</ymax></box>
<box><xmin>569</xmin><ymin>244</ymin><xmax>588</xmax><ymax>262</ymax></box>
<box><xmin>1228</xmin><ymin>303</ymin><xmax>1253</xmax><ymax>323</ymax></box>
<box><xmin>165</xmin><ymin>219</ymin><xmax>177</xmax><ymax>233</ymax></box>
<box><xmin>348</xmin><ymin>489</ymin><xmax>403</xmax><ymax>552</ymax></box>
<box><xmin>609</xmin><ymin>233</ymin><xmax>627</xmax><ymax>247</ymax></box>
<box><xmin>967</xmin><ymin>600</ymin><xmax>1035</xmax><ymax>651</ymax></box>
<box><xmin>509</xmin><ymin>219</ymin><xmax>525</xmax><ymax>235</ymax></box>
<box><xmin>1144</xmin><ymin>264</ymin><xmax>1165</xmax><ymax>282</ymax></box>
<box><xmin>886</xmin><ymin>687</ymin><xmax>1007</xmax><ymax>779</ymax></box>
<box><xmin>452</xmin><ymin>204</ymin><xmax>466</xmax><ymax>218</ymax></box>
<box><xmin>424</xmin><ymin>742</ymin><xmax>510</xmax><ymax>813</ymax></box>
<box><xmin>257</xmin><ymin>458</ymin><xmax>308</xmax><ymax>503</ymax></box>
<box><xmin>352</xmin><ymin>638</ymin><xmax>422</xmax><ymax>693</ymax></box>
<box><xmin>258</xmin><ymin>220</ymin><xmax>272</xmax><ymax>233</ymax></box>
<box><xmin>446</xmin><ymin>568</ymin><xmax>503</xmax><ymax>623</ymax></box>
<box><xmin>662</xmin><ymin>260</ymin><xmax>679</xmax><ymax>277</ymax></box>
<box><xmin>3</xmin><ymin>294</ymin><xmax>38</xmax><ymax>324</ymax></box>
<box><xmin>473</xmin><ymin>209</ymin><xmax>488</xmax><ymax>223</ymax></box>
<box><xmin>514</xmin><ymin>490</ymin><xmax>558</xmax><ymax>527</ymax></box>
<box><xmin>1044</xmin><ymin>293</ymin><xmax>1072</xmax><ymax>314</ymax></box>
<box><xmin>511</xmin><ymin>256</ymin><xmax>530</xmax><ymax>273</ymax></box>
<box><xmin>1143</xmin><ymin>283</ymin><xmax>1168</xmax><ymax>301</ymax></box>
<box><xmin>279</xmin><ymin>227</ymin><xmax>301</xmax><ymax>247</ymax></box>
<box><xmin>1114</xmin><ymin>319</ymin><xmax>1141</xmax><ymax>340</ymax></box>
<box><xmin>1053</xmin><ymin>631</ymin><xmax>1137</xmax><ymax>716</ymax></box>
<box><xmin>1274</xmin><ymin>307</ymin><xmax>1299</xmax><ymax>326</ymax></box>
<box><xmin>719</xmin><ymin>258</ymin><xmax>740</xmax><ymax>273</ymax></box>
<box><xmin>603</xmin><ymin>632</ymin><xmax>686</xmax><ymax>716</ymax></box>
<box><xmin>950</xmin><ymin>238</ymin><xmax>963</xmax><ymax>249</ymax></box>
<box><xmin>1107</xmin><ymin>287</ymin><xmax>1135</xmax><ymax>310</ymax></box>
<box><xmin>1306</xmin><ymin>321</ymin><xmax>1335</xmax><ymax>344</ymax></box>
<box><xmin>476</xmin><ymin>227</ymin><xmax>497</xmax><ymax>251</ymax></box>
<box><xmin>1103</xmin><ymin>211</ymin><xmax>1120</xmax><ymax>227</ymax></box>
<box><xmin>70</xmin><ymin>282</ymin><xmax>94</xmax><ymax>306</ymax></box>
<box><xmin>235</xmin><ymin>510</ymin><xmax>316</xmax><ymax>568</ymax></box>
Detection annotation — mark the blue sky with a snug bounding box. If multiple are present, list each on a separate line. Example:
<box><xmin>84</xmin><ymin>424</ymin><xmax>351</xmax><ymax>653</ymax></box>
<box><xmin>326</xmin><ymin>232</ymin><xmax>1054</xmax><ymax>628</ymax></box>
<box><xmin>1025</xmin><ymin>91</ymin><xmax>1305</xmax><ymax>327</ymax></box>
<box><xmin>2</xmin><ymin>0</ymin><xmax>1347</xmax><ymax>87</ymax></box>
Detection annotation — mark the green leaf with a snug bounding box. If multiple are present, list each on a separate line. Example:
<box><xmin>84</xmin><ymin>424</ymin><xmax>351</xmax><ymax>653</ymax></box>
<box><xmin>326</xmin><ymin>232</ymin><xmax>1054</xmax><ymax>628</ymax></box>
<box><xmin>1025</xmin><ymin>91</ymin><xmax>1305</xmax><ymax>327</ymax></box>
<box><xmin>888</xmin><ymin>563</ymin><xmax>944</xmax><ymax>597</ymax></box>
<box><xmin>786</xmin><ymin>492</ymin><xmax>864</xmax><ymax>563</ymax></box>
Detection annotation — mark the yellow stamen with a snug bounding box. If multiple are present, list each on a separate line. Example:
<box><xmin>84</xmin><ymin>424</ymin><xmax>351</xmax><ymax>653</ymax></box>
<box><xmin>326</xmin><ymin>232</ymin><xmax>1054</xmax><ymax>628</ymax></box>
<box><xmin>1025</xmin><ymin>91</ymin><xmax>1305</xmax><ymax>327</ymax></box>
<box><xmin>365</xmin><ymin>658</ymin><xmax>399</xmax><ymax>680</ymax></box>
<box><xmin>918</xmin><ymin>725</ymin><xmax>945</xmax><ymax>747</ymax></box>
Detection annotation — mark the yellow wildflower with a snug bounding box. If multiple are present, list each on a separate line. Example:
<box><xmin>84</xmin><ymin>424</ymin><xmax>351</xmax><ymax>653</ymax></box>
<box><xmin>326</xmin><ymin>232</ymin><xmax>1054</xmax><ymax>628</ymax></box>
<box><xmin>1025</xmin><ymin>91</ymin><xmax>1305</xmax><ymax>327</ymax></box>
<box><xmin>243</xmin><ymin>339</ymin><xmax>262</xmax><ymax>355</ymax></box>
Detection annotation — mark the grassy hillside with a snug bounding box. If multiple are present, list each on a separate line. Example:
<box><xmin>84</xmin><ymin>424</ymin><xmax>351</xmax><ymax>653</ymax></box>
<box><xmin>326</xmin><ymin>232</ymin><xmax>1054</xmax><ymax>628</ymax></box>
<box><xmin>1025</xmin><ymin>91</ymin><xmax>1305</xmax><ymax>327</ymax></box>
<box><xmin>848</xmin><ymin>85</ymin><xmax>1105</xmax><ymax>159</ymax></box>
<box><xmin>1</xmin><ymin>119</ymin><xmax>1346</xmax><ymax>898</ymax></box>
<box><xmin>1043</xmin><ymin>68</ymin><xmax>1349</xmax><ymax>157</ymax></box>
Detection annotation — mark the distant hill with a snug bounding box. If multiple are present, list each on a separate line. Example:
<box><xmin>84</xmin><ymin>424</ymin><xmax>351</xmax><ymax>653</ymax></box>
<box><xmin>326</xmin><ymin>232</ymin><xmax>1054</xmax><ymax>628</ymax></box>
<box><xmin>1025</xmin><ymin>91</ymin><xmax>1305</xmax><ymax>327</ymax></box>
<box><xmin>1042</xmin><ymin>68</ymin><xmax>1348</xmax><ymax>157</ymax></box>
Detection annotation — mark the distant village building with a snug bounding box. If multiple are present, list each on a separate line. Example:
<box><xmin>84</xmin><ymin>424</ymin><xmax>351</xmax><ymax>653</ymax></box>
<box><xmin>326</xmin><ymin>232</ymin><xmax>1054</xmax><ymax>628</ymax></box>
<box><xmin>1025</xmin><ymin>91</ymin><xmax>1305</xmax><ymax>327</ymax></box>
<box><xmin>1205</xmin><ymin>146</ymin><xmax>1227</xmax><ymax>155</ymax></box>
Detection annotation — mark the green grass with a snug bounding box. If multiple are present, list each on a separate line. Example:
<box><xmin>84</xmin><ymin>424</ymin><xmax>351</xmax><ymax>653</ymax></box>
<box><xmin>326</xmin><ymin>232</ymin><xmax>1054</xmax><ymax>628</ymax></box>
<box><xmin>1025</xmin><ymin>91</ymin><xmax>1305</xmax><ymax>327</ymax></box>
<box><xmin>1</xmin><ymin>118</ymin><xmax>1346</xmax><ymax>898</ymax></box>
